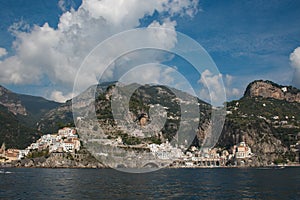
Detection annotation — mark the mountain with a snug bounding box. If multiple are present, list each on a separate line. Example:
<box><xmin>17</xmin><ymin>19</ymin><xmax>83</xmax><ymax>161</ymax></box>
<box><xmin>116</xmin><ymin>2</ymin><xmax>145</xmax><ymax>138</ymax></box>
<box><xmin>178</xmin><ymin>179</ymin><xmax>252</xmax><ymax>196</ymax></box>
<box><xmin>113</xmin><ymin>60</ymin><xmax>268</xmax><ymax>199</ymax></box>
<box><xmin>218</xmin><ymin>80</ymin><xmax>300</xmax><ymax>165</ymax></box>
<box><xmin>244</xmin><ymin>80</ymin><xmax>300</xmax><ymax>103</ymax></box>
<box><xmin>0</xmin><ymin>85</ymin><xmax>61</xmax><ymax>148</ymax></box>
<box><xmin>37</xmin><ymin>82</ymin><xmax>211</xmax><ymax>145</ymax></box>
<box><xmin>0</xmin><ymin>104</ymin><xmax>37</xmax><ymax>149</ymax></box>
<box><xmin>36</xmin><ymin>82</ymin><xmax>115</xmax><ymax>134</ymax></box>
<box><xmin>1</xmin><ymin>80</ymin><xmax>300</xmax><ymax>166</ymax></box>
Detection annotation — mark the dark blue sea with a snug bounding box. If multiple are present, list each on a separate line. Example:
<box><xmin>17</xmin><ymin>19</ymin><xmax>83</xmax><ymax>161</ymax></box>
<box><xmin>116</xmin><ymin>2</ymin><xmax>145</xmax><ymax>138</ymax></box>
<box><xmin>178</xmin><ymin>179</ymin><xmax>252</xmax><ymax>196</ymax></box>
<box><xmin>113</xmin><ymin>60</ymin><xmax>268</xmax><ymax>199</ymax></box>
<box><xmin>0</xmin><ymin>167</ymin><xmax>299</xmax><ymax>199</ymax></box>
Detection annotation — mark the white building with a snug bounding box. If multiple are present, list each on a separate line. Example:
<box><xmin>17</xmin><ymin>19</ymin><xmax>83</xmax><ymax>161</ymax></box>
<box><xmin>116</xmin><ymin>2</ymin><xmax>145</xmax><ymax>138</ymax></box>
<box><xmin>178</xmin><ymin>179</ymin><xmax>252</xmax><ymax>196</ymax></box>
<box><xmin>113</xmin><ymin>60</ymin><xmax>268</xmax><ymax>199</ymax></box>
<box><xmin>58</xmin><ymin>127</ymin><xmax>77</xmax><ymax>138</ymax></box>
<box><xmin>234</xmin><ymin>142</ymin><xmax>252</xmax><ymax>159</ymax></box>
<box><xmin>18</xmin><ymin>149</ymin><xmax>30</xmax><ymax>160</ymax></box>
<box><xmin>41</xmin><ymin>134</ymin><xmax>53</xmax><ymax>146</ymax></box>
<box><xmin>27</xmin><ymin>142</ymin><xmax>39</xmax><ymax>150</ymax></box>
<box><xmin>149</xmin><ymin>141</ymin><xmax>183</xmax><ymax>160</ymax></box>
<box><xmin>26</xmin><ymin>127</ymin><xmax>80</xmax><ymax>154</ymax></box>
<box><xmin>63</xmin><ymin>142</ymin><xmax>75</xmax><ymax>152</ymax></box>
<box><xmin>62</xmin><ymin>139</ymin><xmax>80</xmax><ymax>153</ymax></box>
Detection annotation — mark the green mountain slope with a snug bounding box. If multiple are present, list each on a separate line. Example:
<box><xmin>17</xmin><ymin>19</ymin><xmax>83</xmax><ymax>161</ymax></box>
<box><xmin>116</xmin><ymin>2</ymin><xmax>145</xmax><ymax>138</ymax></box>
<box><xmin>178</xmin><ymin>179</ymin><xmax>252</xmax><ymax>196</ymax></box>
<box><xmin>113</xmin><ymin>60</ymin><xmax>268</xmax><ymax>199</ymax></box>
<box><xmin>218</xmin><ymin>80</ymin><xmax>300</xmax><ymax>165</ymax></box>
<box><xmin>0</xmin><ymin>104</ymin><xmax>39</xmax><ymax>148</ymax></box>
<box><xmin>38</xmin><ymin>82</ymin><xmax>211</xmax><ymax>145</ymax></box>
<box><xmin>0</xmin><ymin>85</ymin><xmax>61</xmax><ymax>148</ymax></box>
<box><xmin>1</xmin><ymin>80</ymin><xmax>300</xmax><ymax>166</ymax></box>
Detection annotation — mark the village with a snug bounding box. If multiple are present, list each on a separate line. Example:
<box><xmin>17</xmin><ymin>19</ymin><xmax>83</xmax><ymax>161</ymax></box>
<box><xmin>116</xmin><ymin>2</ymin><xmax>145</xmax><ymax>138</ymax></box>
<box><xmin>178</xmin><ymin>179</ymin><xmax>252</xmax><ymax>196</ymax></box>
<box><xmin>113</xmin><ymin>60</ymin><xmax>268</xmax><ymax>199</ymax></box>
<box><xmin>150</xmin><ymin>141</ymin><xmax>253</xmax><ymax>168</ymax></box>
<box><xmin>0</xmin><ymin>125</ymin><xmax>254</xmax><ymax>168</ymax></box>
<box><xmin>0</xmin><ymin>127</ymin><xmax>81</xmax><ymax>163</ymax></box>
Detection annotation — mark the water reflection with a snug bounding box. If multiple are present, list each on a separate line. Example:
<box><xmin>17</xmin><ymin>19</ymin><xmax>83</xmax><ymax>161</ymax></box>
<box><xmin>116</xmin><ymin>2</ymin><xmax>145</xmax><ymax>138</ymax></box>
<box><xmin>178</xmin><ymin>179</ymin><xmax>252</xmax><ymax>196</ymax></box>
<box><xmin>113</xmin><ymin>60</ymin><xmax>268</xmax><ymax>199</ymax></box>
<box><xmin>0</xmin><ymin>167</ymin><xmax>299</xmax><ymax>199</ymax></box>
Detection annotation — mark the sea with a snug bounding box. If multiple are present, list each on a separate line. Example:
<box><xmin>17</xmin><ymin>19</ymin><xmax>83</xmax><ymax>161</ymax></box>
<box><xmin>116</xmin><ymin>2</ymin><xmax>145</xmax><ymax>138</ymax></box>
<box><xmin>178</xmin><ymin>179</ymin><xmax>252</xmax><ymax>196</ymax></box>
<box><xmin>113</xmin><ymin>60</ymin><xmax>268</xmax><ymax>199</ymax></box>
<box><xmin>0</xmin><ymin>167</ymin><xmax>299</xmax><ymax>200</ymax></box>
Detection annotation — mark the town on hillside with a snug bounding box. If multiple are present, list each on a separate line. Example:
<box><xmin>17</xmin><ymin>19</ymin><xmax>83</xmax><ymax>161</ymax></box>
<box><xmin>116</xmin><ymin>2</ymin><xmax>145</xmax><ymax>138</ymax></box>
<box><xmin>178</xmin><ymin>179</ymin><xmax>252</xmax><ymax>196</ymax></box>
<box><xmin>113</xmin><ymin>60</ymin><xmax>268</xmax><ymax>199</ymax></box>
<box><xmin>0</xmin><ymin>126</ymin><xmax>258</xmax><ymax>168</ymax></box>
<box><xmin>0</xmin><ymin>127</ymin><xmax>81</xmax><ymax>163</ymax></box>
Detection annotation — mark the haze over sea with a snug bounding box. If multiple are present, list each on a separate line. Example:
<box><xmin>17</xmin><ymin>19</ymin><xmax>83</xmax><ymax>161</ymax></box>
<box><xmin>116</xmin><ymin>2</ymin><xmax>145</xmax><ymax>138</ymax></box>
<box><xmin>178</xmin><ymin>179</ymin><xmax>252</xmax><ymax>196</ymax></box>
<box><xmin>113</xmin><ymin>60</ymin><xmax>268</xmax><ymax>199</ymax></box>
<box><xmin>1</xmin><ymin>167</ymin><xmax>299</xmax><ymax>199</ymax></box>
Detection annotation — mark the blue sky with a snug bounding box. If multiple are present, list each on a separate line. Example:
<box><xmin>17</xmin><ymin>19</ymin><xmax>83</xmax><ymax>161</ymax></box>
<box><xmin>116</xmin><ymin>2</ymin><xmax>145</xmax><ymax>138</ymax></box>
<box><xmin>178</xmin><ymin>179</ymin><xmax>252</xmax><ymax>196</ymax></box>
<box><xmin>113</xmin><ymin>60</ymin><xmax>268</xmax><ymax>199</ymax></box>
<box><xmin>0</xmin><ymin>0</ymin><xmax>300</xmax><ymax>103</ymax></box>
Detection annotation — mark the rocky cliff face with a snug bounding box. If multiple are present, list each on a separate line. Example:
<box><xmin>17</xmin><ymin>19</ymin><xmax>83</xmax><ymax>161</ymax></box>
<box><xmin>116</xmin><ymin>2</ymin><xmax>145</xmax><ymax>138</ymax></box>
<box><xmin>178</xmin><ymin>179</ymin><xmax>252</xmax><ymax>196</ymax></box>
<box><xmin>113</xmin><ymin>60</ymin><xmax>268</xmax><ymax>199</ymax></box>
<box><xmin>0</xmin><ymin>85</ymin><xmax>27</xmax><ymax>115</ymax></box>
<box><xmin>39</xmin><ymin>82</ymin><xmax>211</xmax><ymax>144</ymax></box>
<box><xmin>37</xmin><ymin>100</ymin><xmax>73</xmax><ymax>133</ymax></box>
<box><xmin>244</xmin><ymin>80</ymin><xmax>300</xmax><ymax>103</ymax></box>
<box><xmin>218</xmin><ymin>118</ymin><xmax>288</xmax><ymax>166</ymax></box>
<box><xmin>33</xmin><ymin>80</ymin><xmax>300</xmax><ymax>166</ymax></box>
<box><xmin>1</xmin><ymin>80</ymin><xmax>299</xmax><ymax>166</ymax></box>
<box><xmin>0</xmin><ymin>85</ymin><xmax>61</xmax><ymax>148</ymax></box>
<box><xmin>221</xmin><ymin>80</ymin><xmax>300</xmax><ymax>165</ymax></box>
<box><xmin>1</xmin><ymin>151</ymin><xmax>105</xmax><ymax>168</ymax></box>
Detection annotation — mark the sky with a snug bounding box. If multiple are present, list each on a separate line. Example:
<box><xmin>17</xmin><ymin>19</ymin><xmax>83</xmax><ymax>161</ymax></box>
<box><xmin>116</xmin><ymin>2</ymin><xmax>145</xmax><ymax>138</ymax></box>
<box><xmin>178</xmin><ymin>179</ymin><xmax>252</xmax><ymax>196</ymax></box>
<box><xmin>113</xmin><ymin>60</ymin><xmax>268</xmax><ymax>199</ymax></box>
<box><xmin>0</xmin><ymin>0</ymin><xmax>300</xmax><ymax>104</ymax></box>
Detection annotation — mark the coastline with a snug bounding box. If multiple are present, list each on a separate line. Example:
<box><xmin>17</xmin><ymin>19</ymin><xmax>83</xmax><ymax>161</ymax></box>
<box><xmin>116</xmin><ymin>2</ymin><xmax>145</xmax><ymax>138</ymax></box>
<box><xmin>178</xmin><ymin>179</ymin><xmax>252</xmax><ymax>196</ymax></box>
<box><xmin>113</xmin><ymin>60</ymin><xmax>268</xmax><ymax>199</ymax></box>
<box><xmin>2</xmin><ymin>161</ymin><xmax>299</xmax><ymax>169</ymax></box>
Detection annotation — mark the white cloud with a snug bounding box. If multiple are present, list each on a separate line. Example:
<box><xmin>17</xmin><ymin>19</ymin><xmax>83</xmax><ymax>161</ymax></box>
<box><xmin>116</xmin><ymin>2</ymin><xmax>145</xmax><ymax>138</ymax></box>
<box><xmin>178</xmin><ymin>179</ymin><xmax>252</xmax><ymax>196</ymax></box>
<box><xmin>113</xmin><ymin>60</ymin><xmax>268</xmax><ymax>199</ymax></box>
<box><xmin>0</xmin><ymin>47</ymin><xmax>7</xmax><ymax>58</ymax></box>
<box><xmin>198</xmin><ymin>70</ymin><xmax>242</xmax><ymax>105</ymax></box>
<box><xmin>198</xmin><ymin>69</ymin><xmax>226</xmax><ymax>105</ymax></box>
<box><xmin>50</xmin><ymin>90</ymin><xmax>74</xmax><ymax>103</ymax></box>
<box><xmin>223</xmin><ymin>74</ymin><xmax>242</xmax><ymax>98</ymax></box>
<box><xmin>119</xmin><ymin>64</ymin><xmax>162</xmax><ymax>85</ymax></box>
<box><xmin>225</xmin><ymin>74</ymin><xmax>233</xmax><ymax>86</ymax></box>
<box><xmin>290</xmin><ymin>47</ymin><xmax>300</xmax><ymax>69</ymax></box>
<box><xmin>119</xmin><ymin>63</ymin><xmax>181</xmax><ymax>86</ymax></box>
<box><xmin>0</xmin><ymin>0</ymin><xmax>199</xmax><ymax>101</ymax></box>
<box><xmin>290</xmin><ymin>47</ymin><xmax>300</xmax><ymax>88</ymax></box>
<box><xmin>58</xmin><ymin>0</ymin><xmax>76</xmax><ymax>12</ymax></box>
<box><xmin>226</xmin><ymin>87</ymin><xmax>241</xmax><ymax>98</ymax></box>
<box><xmin>118</xmin><ymin>63</ymin><xmax>196</xmax><ymax>97</ymax></box>
<box><xmin>8</xmin><ymin>20</ymin><xmax>31</xmax><ymax>36</ymax></box>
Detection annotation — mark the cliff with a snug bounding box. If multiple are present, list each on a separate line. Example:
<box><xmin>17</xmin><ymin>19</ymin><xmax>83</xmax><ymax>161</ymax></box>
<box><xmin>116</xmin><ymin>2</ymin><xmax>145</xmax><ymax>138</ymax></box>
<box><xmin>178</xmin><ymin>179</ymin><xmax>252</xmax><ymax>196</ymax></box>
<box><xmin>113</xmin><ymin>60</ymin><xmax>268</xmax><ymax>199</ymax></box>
<box><xmin>1</xmin><ymin>80</ymin><xmax>300</xmax><ymax>167</ymax></box>
<box><xmin>218</xmin><ymin>80</ymin><xmax>300</xmax><ymax>166</ymax></box>
<box><xmin>1</xmin><ymin>151</ymin><xmax>106</xmax><ymax>168</ymax></box>
<box><xmin>0</xmin><ymin>85</ymin><xmax>27</xmax><ymax>115</ymax></box>
<box><xmin>0</xmin><ymin>85</ymin><xmax>61</xmax><ymax>148</ymax></box>
<box><xmin>244</xmin><ymin>80</ymin><xmax>300</xmax><ymax>103</ymax></box>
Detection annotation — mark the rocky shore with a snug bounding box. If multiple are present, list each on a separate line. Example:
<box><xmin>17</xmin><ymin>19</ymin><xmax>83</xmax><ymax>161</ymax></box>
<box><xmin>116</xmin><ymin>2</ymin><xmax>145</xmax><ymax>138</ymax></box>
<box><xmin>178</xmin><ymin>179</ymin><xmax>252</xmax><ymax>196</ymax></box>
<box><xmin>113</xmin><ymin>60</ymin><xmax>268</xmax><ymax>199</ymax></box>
<box><xmin>1</xmin><ymin>161</ymin><xmax>299</xmax><ymax>169</ymax></box>
<box><xmin>1</xmin><ymin>158</ymin><xmax>105</xmax><ymax>169</ymax></box>
<box><xmin>0</xmin><ymin>152</ymin><xmax>106</xmax><ymax>169</ymax></box>
<box><xmin>1</xmin><ymin>154</ymin><xmax>299</xmax><ymax>169</ymax></box>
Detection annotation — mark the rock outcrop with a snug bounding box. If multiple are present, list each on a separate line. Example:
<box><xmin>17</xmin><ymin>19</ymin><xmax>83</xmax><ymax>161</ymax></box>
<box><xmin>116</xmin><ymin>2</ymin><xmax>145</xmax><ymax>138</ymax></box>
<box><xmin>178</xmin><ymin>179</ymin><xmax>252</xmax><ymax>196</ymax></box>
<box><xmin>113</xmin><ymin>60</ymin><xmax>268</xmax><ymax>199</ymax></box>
<box><xmin>244</xmin><ymin>80</ymin><xmax>300</xmax><ymax>103</ymax></box>
<box><xmin>4</xmin><ymin>151</ymin><xmax>106</xmax><ymax>168</ymax></box>
<box><xmin>218</xmin><ymin>118</ymin><xmax>288</xmax><ymax>166</ymax></box>
<box><xmin>0</xmin><ymin>85</ymin><xmax>61</xmax><ymax>149</ymax></box>
<box><xmin>0</xmin><ymin>85</ymin><xmax>27</xmax><ymax>115</ymax></box>
<box><xmin>1</xmin><ymin>80</ymin><xmax>300</xmax><ymax>167</ymax></box>
<box><xmin>222</xmin><ymin>80</ymin><xmax>300</xmax><ymax>166</ymax></box>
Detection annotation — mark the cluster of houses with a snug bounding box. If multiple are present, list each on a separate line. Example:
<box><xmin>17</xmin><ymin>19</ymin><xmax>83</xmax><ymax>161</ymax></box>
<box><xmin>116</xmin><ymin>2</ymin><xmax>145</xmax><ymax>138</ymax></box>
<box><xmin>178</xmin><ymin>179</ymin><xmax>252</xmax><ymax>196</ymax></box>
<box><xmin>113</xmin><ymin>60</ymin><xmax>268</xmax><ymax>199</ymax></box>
<box><xmin>0</xmin><ymin>127</ymin><xmax>80</xmax><ymax>163</ymax></box>
<box><xmin>0</xmin><ymin>144</ymin><xmax>22</xmax><ymax>163</ymax></box>
<box><xmin>1</xmin><ymin>123</ymin><xmax>254</xmax><ymax>167</ymax></box>
<box><xmin>148</xmin><ymin>140</ymin><xmax>184</xmax><ymax>160</ymax></box>
<box><xmin>167</xmin><ymin>141</ymin><xmax>253</xmax><ymax>167</ymax></box>
<box><xmin>144</xmin><ymin>139</ymin><xmax>253</xmax><ymax>167</ymax></box>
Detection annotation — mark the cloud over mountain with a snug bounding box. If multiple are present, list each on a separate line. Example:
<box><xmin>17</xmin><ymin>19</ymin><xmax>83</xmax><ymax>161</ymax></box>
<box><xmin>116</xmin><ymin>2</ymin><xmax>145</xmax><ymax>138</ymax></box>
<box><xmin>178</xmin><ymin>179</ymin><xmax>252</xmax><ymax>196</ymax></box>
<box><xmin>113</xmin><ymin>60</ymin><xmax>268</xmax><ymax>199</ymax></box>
<box><xmin>290</xmin><ymin>47</ymin><xmax>300</xmax><ymax>88</ymax></box>
<box><xmin>0</xmin><ymin>0</ymin><xmax>198</xmax><ymax>102</ymax></box>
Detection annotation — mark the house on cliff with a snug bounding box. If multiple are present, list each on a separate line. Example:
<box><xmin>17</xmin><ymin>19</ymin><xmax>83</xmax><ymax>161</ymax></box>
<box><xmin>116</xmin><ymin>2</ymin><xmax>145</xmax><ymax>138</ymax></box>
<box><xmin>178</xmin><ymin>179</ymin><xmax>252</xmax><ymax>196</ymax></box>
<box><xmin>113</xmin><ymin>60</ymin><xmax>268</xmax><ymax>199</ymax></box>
<box><xmin>234</xmin><ymin>142</ymin><xmax>252</xmax><ymax>159</ymax></box>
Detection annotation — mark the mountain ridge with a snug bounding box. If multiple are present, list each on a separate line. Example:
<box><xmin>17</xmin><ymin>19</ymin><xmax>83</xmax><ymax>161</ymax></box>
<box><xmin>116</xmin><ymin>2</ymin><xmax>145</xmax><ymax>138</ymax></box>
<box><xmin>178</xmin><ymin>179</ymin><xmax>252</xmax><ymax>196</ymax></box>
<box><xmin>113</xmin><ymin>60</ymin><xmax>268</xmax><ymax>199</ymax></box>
<box><xmin>0</xmin><ymin>85</ymin><xmax>62</xmax><ymax>148</ymax></box>
<box><xmin>0</xmin><ymin>80</ymin><xmax>300</xmax><ymax>165</ymax></box>
<box><xmin>244</xmin><ymin>80</ymin><xmax>300</xmax><ymax>103</ymax></box>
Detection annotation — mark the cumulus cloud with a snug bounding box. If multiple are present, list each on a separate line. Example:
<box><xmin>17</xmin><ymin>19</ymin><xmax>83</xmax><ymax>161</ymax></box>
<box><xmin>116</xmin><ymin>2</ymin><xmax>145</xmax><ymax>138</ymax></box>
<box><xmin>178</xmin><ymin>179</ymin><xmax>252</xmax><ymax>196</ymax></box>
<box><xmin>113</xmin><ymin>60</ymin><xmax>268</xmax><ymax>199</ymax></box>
<box><xmin>58</xmin><ymin>0</ymin><xmax>77</xmax><ymax>12</ymax></box>
<box><xmin>50</xmin><ymin>90</ymin><xmax>74</xmax><ymax>103</ymax></box>
<box><xmin>290</xmin><ymin>47</ymin><xmax>300</xmax><ymax>68</ymax></box>
<box><xmin>0</xmin><ymin>0</ymin><xmax>199</xmax><ymax>102</ymax></box>
<box><xmin>119</xmin><ymin>63</ymin><xmax>184</xmax><ymax>86</ymax></box>
<box><xmin>198</xmin><ymin>69</ymin><xmax>225</xmax><ymax>105</ymax></box>
<box><xmin>223</xmin><ymin>74</ymin><xmax>241</xmax><ymax>98</ymax></box>
<box><xmin>290</xmin><ymin>47</ymin><xmax>300</xmax><ymax>88</ymax></box>
<box><xmin>0</xmin><ymin>47</ymin><xmax>7</xmax><ymax>58</ymax></box>
<box><xmin>119</xmin><ymin>64</ymin><xmax>164</xmax><ymax>85</ymax></box>
<box><xmin>118</xmin><ymin>63</ymin><xmax>196</xmax><ymax>98</ymax></box>
<box><xmin>198</xmin><ymin>70</ymin><xmax>241</xmax><ymax>105</ymax></box>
